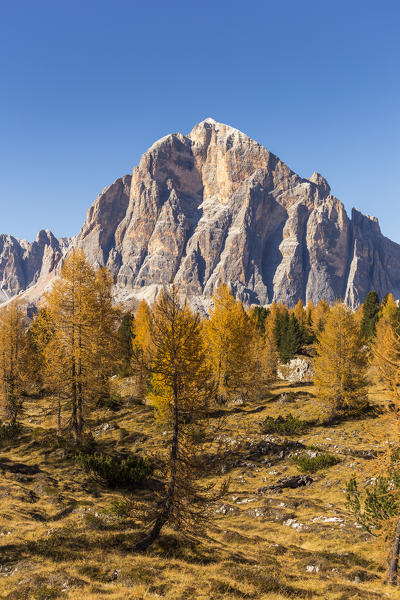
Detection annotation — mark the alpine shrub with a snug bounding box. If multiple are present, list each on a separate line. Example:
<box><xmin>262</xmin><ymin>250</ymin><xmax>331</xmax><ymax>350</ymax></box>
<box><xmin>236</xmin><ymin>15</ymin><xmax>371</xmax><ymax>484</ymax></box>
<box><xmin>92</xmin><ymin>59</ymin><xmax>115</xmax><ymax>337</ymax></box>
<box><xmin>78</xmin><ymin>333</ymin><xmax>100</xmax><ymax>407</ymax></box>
<box><xmin>76</xmin><ymin>452</ymin><xmax>153</xmax><ymax>489</ymax></box>
<box><xmin>292</xmin><ymin>452</ymin><xmax>340</xmax><ymax>473</ymax></box>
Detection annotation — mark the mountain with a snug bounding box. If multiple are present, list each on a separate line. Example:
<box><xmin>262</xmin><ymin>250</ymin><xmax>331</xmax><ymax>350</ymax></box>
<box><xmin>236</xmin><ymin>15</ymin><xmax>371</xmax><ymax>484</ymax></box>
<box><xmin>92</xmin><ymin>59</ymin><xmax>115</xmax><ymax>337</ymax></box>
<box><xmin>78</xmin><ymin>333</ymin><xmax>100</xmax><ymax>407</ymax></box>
<box><xmin>2</xmin><ymin>118</ymin><xmax>400</xmax><ymax>309</ymax></box>
<box><xmin>0</xmin><ymin>230</ymin><xmax>70</xmax><ymax>305</ymax></box>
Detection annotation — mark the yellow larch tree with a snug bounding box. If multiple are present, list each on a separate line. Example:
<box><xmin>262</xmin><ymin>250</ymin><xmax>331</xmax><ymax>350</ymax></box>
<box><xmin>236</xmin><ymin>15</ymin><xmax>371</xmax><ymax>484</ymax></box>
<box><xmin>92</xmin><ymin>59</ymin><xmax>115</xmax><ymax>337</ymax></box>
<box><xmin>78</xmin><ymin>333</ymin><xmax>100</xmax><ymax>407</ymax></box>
<box><xmin>293</xmin><ymin>299</ymin><xmax>305</xmax><ymax>328</ymax></box>
<box><xmin>131</xmin><ymin>299</ymin><xmax>153</xmax><ymax>402</ymax></box>
<box><xmin>314</xmin><ymin>303</ymin><xmax>368</xmax><ymax>418</ymax></box>
<box><xmin>259</xmin><ymin>315</ymin><xmax>279</xmax><ymax>384</ymax></box>
<box><xmin>204</xmin><ymin>284</ymin><xmax>259</xmax><ymax>403</ymax></box>
<box><xmin>347</xmin><ymin>295</ymin><xmax>400</xmax><ymax>584</ymax></box>
<box><xmin>312</xmin><ymin>299</ymin><xmax>330</xmax><ymax>334</ymax></box>
<box><xmin>89</xmin><ymin>267</ymin><xmax>122</xmax><ymax>403</ymax></box>
<box><xmin>26</xmin><ymin>307</ymin><xmax>54</xmax><ymax>391</ymax></box>
<box><xmin>370</xmin><ymin>293</ymin><xmax>400</xmax><ymax>402</ymax></box>
<box><xmin>43</xmin><ymin>249</ymin><xmax>119</xmax><ymax>442</ymax></box>
<box><xmin>135</xmin><ymin>285</ymin><xmax>217</xmax><ymax>550</ymax></box>
<box><xmin>0</xmin><ymin>301</ymin><xmax>27</xmax><ymax>425</ymax></box>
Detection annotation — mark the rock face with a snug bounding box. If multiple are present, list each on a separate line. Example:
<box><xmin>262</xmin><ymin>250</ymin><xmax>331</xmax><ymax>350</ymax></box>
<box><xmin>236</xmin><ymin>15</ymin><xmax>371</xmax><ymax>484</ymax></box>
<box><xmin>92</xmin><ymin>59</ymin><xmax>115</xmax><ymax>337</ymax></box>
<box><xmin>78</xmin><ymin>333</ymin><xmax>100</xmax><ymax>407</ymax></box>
<box><xmin>1</xmin><ymin>118</ymin><xmax>400</xmax><ymax>309</ymax></box>
<box><xmin>0</xmin><ymin>231</ymin><xmax>70</xmax><ymax>304</ymax></box>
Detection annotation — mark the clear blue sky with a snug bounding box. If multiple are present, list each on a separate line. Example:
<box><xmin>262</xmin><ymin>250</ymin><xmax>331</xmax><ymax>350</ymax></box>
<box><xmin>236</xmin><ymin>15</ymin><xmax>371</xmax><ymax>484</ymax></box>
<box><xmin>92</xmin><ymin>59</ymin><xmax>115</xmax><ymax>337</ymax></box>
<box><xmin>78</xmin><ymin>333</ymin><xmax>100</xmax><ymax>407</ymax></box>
<box><xmin>1</xmin><ymin>0</ymin><xmax>399</xmax><ymax>242</ymax></box>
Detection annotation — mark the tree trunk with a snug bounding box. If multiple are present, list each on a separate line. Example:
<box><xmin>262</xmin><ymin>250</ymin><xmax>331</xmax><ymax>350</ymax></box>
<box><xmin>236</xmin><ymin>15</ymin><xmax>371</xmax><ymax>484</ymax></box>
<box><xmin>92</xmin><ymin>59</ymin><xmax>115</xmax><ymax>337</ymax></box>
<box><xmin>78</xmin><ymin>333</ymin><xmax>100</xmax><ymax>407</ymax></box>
<box><xmin>71</xmin><ymin>359</ymin><xmax>79</xmax><ymax>443</ymax></box>
<box><xmin>388</xmin><ymin>518</ymin><xmax>400</xmax><ymax>585</ymax></box>
<box><xmin>57</xmin><ymin>393</ymin><xmax>61</xmax><ymax>436</ymax></box>
<box><xmin>77</xmin><ymin>324</ymin><xmax>83</xmax><ymax>438</ymax></box>
<box><xmin>135</xmin><ymin>375</ymin><xmax>179</xmax><ymax>551</ymax></box>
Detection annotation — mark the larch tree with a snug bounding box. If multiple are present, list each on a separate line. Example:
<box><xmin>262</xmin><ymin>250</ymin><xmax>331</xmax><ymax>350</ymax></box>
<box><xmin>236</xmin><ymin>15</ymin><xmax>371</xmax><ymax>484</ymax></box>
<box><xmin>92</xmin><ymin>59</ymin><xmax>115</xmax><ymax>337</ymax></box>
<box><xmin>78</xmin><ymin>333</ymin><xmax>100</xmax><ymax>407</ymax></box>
<box><xmin>370</xmin><ymin>293</ymin><xmax>400</xmax><ymax>401</ymax></box>
<box><xmin>89</xmin><ymin>267</ymin><xmax>122</xmax><ymax>403</ymax></box>
<box><xmin>305</xmin><ymin>301</ymin><xmax>315</xmax><ymax>329</ymax></box>
<box><xmin>26</xmin><ymin>307</ymin><xmax>54</xmax><ymax>391</ymax></box>
<box><xmin>131</xmin><ymin>299</ymin><xmax>153</xmax><ymax>402</ymax></box>
<box><xmin>312</xmin><ymin>299</ymin><xmax>330</xmax><ymax>334</ymax></box>
<box><xmin>43</xmin><ymin>250</ymin><xmax>119</xmax><ymax>442</ymax></box>
<box><xmin>314</xmin><ymin>303</ymin><xmax>368</xmax><ymax>418</ymax></box>
<box><xmin>204</xmin><ymin>284</ymin><xmax>259</xmax><ymax>403</ymax></box>
<box><xmin>0</xmin><ymin>301</ymin><xmax>27</xmax><ymax>426</ymax></box>
<box><xmin>347</xmin><ymin>294</ymin><xmax>400</xmax><ymax>585</ymax></box>
<box><xmin>293</xmin><ymin>299</ymin><xmax>305</xmax><ymax>328</ymax></box>
<box><xmin>134</xmin><ymin>286</ymin><xmax>219</xmax><ymax>551</ymax></box>
<box><xmin>118</xmin><ymin>311</ymin><xmax>135</xmax><ymax>376</ymax></box>
<box><xmin>260</xmin><ymin>315</ymin><xmax>279</xmax><ymax>384</ymax></box>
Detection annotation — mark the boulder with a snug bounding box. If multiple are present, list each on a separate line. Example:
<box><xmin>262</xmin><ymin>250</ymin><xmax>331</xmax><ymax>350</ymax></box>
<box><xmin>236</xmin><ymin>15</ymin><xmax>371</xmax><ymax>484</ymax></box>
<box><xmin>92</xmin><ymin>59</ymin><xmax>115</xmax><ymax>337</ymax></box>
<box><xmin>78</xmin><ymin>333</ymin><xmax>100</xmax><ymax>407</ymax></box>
<box><xmin>277</xmin><ymin>358</ymin><xmax>315</xmax><ymax>383</ymax></box>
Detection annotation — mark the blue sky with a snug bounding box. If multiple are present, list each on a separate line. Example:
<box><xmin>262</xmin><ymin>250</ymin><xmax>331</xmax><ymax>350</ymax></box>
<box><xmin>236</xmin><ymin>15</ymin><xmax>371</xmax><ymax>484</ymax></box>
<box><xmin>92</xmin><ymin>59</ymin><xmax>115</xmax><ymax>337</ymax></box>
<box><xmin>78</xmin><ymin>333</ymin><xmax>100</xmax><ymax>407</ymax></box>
<box><xmin>1</xmin><ymin>0</ymin><xmax>399</xmax><ymax>242</ymax></box>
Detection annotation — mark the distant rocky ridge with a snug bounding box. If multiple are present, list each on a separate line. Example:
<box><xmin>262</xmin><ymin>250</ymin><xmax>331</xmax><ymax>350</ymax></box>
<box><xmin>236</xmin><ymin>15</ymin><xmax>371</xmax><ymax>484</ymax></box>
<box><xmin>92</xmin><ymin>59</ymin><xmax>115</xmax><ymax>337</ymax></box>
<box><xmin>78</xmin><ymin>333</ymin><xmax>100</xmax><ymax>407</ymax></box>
<box><xmin>1</xmin><ymin>118</ymin><xmax>400</xmax><ymax>310</ymax></box>
<box><xmin>0</xmin><ymin>230</ymin><xmax>70</xmax><ymax>305</ymax></box>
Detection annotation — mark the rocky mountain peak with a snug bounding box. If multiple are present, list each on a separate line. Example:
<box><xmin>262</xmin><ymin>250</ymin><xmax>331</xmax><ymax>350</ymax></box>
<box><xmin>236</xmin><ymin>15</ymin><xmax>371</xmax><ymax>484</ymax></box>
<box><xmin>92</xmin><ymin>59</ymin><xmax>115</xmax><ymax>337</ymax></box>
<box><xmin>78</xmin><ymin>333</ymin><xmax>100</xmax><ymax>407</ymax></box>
<box><xmin>309</xmin><ymin>172</ymin><xmax>331</xmax><ymax>196</ymax></box>
<box><xmin>1</xmin><ymin>120</ymin><xmax>400</xmax><ymax>310</ymax></box>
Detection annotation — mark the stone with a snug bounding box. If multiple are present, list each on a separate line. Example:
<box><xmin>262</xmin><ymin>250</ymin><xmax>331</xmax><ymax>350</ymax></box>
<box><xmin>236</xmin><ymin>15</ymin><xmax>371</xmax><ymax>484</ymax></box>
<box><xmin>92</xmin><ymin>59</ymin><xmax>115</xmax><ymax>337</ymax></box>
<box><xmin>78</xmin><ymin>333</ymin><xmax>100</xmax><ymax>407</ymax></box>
<box><xmin>0</xmin><ymin>230</ymin><xmax>70</xmax><ymax>305</ymax></box>
<box><xmin>259</xmin><ymin>474</ymin><xmax>313</xmax><ymax>493</ymax></box>
<box><xmin>2</xmin><ymin>119</ymin><xmax>400</xmax><ymax>310</ymax></box>
<box><xmin>277</xmin><ymin>357</ymin><xmax>315</xmax><ymax>383</ymax></box>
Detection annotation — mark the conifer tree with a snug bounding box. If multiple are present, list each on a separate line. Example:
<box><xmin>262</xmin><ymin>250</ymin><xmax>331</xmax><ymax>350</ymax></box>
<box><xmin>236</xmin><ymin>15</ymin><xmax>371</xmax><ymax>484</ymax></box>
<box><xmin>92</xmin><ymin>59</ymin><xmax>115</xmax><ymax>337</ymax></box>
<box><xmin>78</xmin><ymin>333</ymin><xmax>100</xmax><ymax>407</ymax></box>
<box><xmin>370</xmin><ymin>293</ymin><xmax>400</xmax><ymax>403</ymax></box>
<box><xmin>43</xmin><ymin>250</ymin><xmax>96</xmax><ymax>440</ymax></box>
<box><xmin>273</xmin><ymin>308</ymin><xmax>304</xmax><ymax>362</ymax></box>
<box><xmin>347</xmin><ymin>294</ymin><xmax>400</xmax><ymax>584</ymax></box>
<box><xmin>293</xmin><ymin>299</ymin><xmax>305</xmax><ymax>328</ymax></box>
<box><xmin>118</xmin><ymin>312</ymin><xmax>134</xmax><ymax>376</ymax></box>
<box><xmin>204</xmin><ymin>284</ymin><xmax>259</xmax><ymax>402</ymax></box>
<box><xmin>131</xmin><ymin>300</ymin><xmax>153</xmax><ymax>402</ymax></box>
<box><xmin>312</xmin><ymin>299</ymin><xmax>330</xmax><ymax>334</ymax></box>
<box><xmin>260</xmin><ymin>315</ymin><xmax>279</xmax><ymax>383</ymax></box>
<box><xmin>314</xmin><ymin>303</ymin><xmax>368</xmax><ymax>418</ymax></box>
<box><xmin>134</xmin><ymin>286</ymin><xmax>218</xmax><ymax>551</ymax></box>
<box><xmin>248</xmin><ymin>305</ymin><xmax>269</xmax><ymax>335</ymax></box>
<box><xmin>43</xmin><ymin>250</ymin><xmax>119</xmax><ymax>442</ymax></box>
<box><xmin>26</xmin><ymin>307</ymin><xmax>54</xmax><ymax>390</ymax></box>
<box><xmin>273</xmin><ymin>307</ymin><xmax>289</xmax><ymax>360</ymax></box>
<box><xmin>305</xmin><ymin>301</ymin><xmax>314</xmax><ymax>329</ymax></box>
<box><xmin>0</xmin><ymin>301</ymin><xmax>27</xmax><ymax>425</ymax></box>
<box><xmin>90</xmin><ymin>267</ymin><xmax>122</xmax><ymax>403</ymax></box>
<box><xmin>360</xmin><ymin>291</ymin><xmax>380</xmax><ymax>341</ymax></box>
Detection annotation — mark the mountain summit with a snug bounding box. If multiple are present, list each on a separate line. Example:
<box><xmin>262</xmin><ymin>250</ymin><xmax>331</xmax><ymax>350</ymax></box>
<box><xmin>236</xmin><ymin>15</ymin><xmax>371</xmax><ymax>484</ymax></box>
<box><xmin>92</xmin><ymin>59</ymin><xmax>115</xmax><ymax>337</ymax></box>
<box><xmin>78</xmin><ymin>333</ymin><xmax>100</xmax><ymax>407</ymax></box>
<box><xmin>1</xmin><ymin>120</ymin><xmax>400</xmax><ymax>308</ymax></box>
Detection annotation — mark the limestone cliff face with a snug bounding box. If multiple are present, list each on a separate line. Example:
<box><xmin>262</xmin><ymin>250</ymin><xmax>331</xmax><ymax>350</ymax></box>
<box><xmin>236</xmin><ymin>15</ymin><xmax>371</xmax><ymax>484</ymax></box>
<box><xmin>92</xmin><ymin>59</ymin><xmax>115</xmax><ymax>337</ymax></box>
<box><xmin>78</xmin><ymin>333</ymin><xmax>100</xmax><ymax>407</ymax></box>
<box><xmin>1</xmin><ymin>119</ymin><xmax>400</xmax><ymax>308</ymax></box>
<box><xmin>0</xmin><ymin>230</ymin><xmax>70</xmax><ymax>304</ymax></box>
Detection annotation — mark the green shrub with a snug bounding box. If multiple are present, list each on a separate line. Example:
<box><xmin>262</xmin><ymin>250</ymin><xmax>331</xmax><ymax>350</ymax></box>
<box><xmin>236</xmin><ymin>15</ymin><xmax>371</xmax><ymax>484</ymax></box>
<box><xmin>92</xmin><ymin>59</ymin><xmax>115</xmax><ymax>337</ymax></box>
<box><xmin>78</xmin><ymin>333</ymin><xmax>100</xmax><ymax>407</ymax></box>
<box><xmin>0</xmin><ymin>422</ymin><xmax>21</xmax><ymax>441</ymax></box>
<box><xmin>83</xmin><ymin>511</ymin><xmax>110</xmax><ymax>530</ymax></box>
<box><xmin>261</xmin><ymin>414</ymin><xmax>309</xmax><ymax>435</ymax></box>
<box><xmin>75</xmin><ymin>451</ymin><xmax>153</xmax><ymax>489</ymax></box>
<box><xmin>97</xmin><ymin>394</ymin><xmax>123</xmax><ymax>411</ymax></box>
<box><xmin>105</xmin><ymin>498</ymin><xmax>133</xmax><ymax>517</ymax></box>
<box><xmin>346</xmin><ymin>474</ymin><xmax>400</xmax><ymax>533</ymax></box>
<box><xmin>292</xmin><ymin>452</ymin><xmax>340</xmax><ymax>473</ymax></box>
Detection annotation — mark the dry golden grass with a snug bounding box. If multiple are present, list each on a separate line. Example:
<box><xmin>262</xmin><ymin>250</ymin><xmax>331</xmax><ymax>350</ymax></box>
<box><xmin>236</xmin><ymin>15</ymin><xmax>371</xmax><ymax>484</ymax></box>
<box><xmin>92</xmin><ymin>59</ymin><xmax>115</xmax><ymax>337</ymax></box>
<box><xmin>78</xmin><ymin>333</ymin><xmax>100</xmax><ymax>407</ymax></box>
<box><xmin>1</xmin><ymin>381</ymin><xmax>400</xmax><ymax>599</ymax></box>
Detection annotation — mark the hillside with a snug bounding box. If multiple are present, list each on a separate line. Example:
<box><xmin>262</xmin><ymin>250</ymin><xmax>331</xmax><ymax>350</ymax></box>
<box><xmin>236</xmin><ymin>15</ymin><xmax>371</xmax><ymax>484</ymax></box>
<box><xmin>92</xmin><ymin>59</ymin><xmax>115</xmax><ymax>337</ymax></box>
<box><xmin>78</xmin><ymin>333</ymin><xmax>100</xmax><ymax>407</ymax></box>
<box><xmin>0</xmin><ymin>379</ymin><xmax>398</xmax><ymax>600</ymax></box>
<box><xmin>2</xmin><ymin>119</ymin><xmax>400</xmax><ymax>311</ymax></box>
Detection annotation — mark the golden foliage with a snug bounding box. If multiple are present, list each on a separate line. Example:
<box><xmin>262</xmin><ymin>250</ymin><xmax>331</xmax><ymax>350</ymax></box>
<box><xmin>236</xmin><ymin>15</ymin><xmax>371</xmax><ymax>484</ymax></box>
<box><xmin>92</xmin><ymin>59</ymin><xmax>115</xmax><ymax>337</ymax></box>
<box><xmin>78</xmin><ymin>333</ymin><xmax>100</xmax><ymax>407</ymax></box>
<box><xmin>312</xmin><ymin>299</ymin><xmax>330</xmax><ymax>333</ymax></box>
<box><xmin>42</xmin><ymin>249</ymin><xmax>120</xmax><ymax>440</ymax></box>
<box><xmin>370</xmin><ymin>293</ymin><xmax>400</xmax><ymax>404</ymax></box>
<box><xmin>314</xmin><ymin>303</ymin><xmax>368</xmax><ymax>416</ymax></box>
<box><xmin>131</xmin><ymin>299</ymin><xmax>153</xmax><ymax>401</ymax></box>
<box><xmin>293</xmin><ymin>299</ymin><xmax>305</xmax><ymax>327</ymax></box>
<box><xmin>204</xmin><ymin>284</ymin><xmax>260</xmax><ymax>402</ymax></box>
<box><xmin>0</xmin><ymin>301</ymin><xmax>27</xmax><ymax>423</ymax></box>
<box><xmin>149</xmin><ymin>286</ymin><xmax>212</xmax><ymax>421</ymax></box>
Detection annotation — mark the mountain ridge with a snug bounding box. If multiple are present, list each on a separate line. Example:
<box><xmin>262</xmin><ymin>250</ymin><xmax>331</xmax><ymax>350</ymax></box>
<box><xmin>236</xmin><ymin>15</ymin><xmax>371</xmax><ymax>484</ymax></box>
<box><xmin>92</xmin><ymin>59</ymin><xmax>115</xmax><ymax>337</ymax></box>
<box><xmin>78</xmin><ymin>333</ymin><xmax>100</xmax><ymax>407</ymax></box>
<box><xmin>1</xmin><ymin>119</ymin><xmax>400</xmax><ymax>309</ymax></box>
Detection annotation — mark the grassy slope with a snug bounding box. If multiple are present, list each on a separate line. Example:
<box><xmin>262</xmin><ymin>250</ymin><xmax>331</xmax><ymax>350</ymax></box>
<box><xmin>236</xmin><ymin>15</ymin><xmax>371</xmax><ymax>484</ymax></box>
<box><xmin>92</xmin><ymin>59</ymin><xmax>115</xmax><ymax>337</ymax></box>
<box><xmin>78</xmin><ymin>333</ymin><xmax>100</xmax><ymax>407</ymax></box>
<box><xmin>0</xmin><ymin>382</ymin><xmax>399</xmax><ymax>600</ymax></box>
